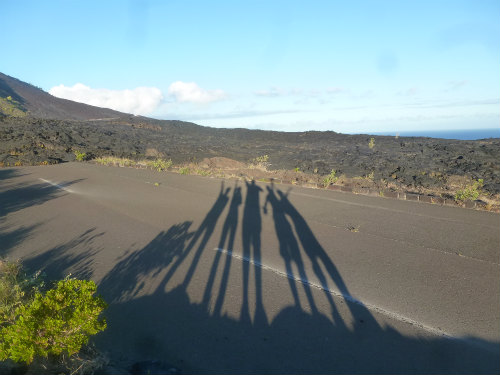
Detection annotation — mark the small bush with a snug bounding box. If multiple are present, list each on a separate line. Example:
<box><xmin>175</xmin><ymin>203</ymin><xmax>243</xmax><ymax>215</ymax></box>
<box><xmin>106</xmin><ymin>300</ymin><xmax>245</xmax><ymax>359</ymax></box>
<box><xmin>368</xmin><ymin>138</ymin><xmax>375</xmax><ymax>149</ymax></box>
<box><xmin>179</xmin><ymin>167</ymin><xmax>190</xmax><ymax>175</ymax></box>
<box><xmin>250</xmin><ymin>155</ymin><xmax>270</xmax><ymax>169</ymax></box>
<box><xmin>148</xmin><ymin>158</ymin><xmax>172</xmax><ymax>172</ymax></box>
<box><xmin>323</xmin><ymin>169</ymin><xmax>338</xmax><ymax>187</ymax></box>
<box><xmin>74</xmin><ymin>150</ymin><xmax>87</xmax><ymax>162</ymax></box>
<box><xmin>0</xmin><ymin>259</ymin><xmax>44</xmax><ymax>327</ymax></box>
<box><xmin>0</xmin><ymin>274</ymin><xmax>107</xmax><ymax>364</ymax></box>
<box><xmin>455</xmin><ymin>179</ymin><xmax>483</xmax><ymax>202</ymax></box>
<box><xmin>195</xmin><ymin>169</ymin><xmax>211</xmax><ymax>176</ymax></box>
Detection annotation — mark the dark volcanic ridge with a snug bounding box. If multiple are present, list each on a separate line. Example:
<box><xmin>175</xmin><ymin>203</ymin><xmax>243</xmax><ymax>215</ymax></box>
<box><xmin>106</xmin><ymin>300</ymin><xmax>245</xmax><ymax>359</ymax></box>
<box><xmin>1</xmin><ymin>71</ymin><xmax>499</xmax><ymax>197</ymax></box>
<box><xmin>2</xmin><ymin>115</ymin><xmax>499</xmax><ymax>195</ymax></box>
<box><xmin>0</xmin><ymin>72</ymin><xmax>128</xmax><ymax>121</ymax></box>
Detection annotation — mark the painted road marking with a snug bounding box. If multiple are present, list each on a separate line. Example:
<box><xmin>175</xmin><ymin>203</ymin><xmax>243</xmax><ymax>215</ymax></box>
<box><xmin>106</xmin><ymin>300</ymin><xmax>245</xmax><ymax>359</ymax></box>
<box><xmin>214</xmin><ymin>247</ymin><xmax>496</xmax><ymax>352</ymax></box>
<box><xmin>38</xmin><ymin>178</ymin><xmax>76</xmax><ymax>193</ymax></box>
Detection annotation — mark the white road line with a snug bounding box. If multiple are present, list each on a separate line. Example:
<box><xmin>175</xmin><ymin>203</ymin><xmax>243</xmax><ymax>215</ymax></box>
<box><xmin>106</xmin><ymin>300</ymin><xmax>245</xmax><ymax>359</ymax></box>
<box><xmin>214</xmin><ymin>247</ymin><xmax>496</xmax><ymax>352</ymax></box>
<box><xmin>38</xmin><ymin>178</ymin><xmax>75</xmax><ymax>193</ymax></box>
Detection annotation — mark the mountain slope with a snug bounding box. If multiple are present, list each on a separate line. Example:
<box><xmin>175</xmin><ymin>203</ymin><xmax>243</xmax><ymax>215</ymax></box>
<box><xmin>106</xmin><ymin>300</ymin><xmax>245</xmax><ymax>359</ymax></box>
<box><xmin>1</xmin><ymin>72</ymin><xmax>499</xmax><ymax>197</ymax></box>
<box><xmin>0</xmin><ymin>72</ymin><xmax>128</xmax><ymax>121</ymax></box>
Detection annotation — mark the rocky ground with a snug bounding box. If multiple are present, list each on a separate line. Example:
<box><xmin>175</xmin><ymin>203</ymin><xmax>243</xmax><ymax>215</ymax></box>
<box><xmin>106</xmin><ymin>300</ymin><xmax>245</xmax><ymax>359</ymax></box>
<box><xmin>1</xmin><ymin>115</ymin><xmax>499</xmax><ymax>206</ymax></box>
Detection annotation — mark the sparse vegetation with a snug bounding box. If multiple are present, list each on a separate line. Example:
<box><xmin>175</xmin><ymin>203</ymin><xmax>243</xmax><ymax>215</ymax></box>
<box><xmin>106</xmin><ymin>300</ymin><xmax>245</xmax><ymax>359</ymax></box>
<box><xmin>94</xmin><ymin>156</ymin><xmax>173</xmax><ymax>171</ymax></box>
<box><xmin>0</xmin><ymin>96</ymin><xmax>26</xmax><ymax>117</ymax></box>
<box><xmin>147</xmin><ymin>158</ymin><xmax>172</xmax><ymax>171</ymax></box>
<box><xmin>323</xmin><ymin>169</ymin><xmax>338</xmax><ymax>187</ymax></box>
<box><xmin>195</xmin><ymin>168</ymin><xmax>211</xmax><ymax>176</ymax></box>
<box><xmin>94</xmin><ymin>156</ymin><xmax>133</xmax><ymax>167</ymax></box>
<box><xmin>250</xmin><ymin>154</ymin><xmax>270</xmax><ymax>169</ymax></box>
<box><xmin>368</xmin><ymin>137</ymin><xmax>375</xmax><ymax>149</ymax></box>
<box><xmin>179</xmin><ymin>167</ymin><xmax>190</xmax><ymax>175</ymax></box>
<box><xmin>455</xmin><ymin>179</ymin><xmax>484</xmax><ymax>203</ymax></box>
<box><xmin>74</xmin><ymin>150</ymin><xmax>87</xmax><ymax>162</ymax></box>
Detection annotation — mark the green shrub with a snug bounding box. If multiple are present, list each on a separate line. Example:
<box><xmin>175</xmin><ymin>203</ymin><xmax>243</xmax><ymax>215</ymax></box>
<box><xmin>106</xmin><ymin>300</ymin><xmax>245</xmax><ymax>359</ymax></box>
<box><xmin>368</xmin><ymin>137</ymin><xmax>375</xmax><ymax>149</ymax></box>
<box><xmin>250</xmin><ymin>155</ymin><xmax>270</xmax><ymax>169</ymax></box>
<box><xmin>195</xmin><ymin>169</ymin><xmax>211</xmax><ymax>176</ymax></box>
<box><xmin>0</xmin><ymin>260</ymin><xmax>44</xmax><ymax>327</ymax></box>
<box><xmin>0</xmin><ymin>276</ymin><xmax>107</xmax><ymax>364</ymax></box>
<box><xmin>455</xmin><ymin>179</ymin><xmax>483</xmax><ymax>202</ymax></box>
<box><xmin>179</xmin><ymin>167</ymin><xmax>190</xmax><ymax>175</ymax></box>
<box><xmin>323</xmin><ymin>169</ymin><xmax>338</xmax><ymax>187</ymax></box>
<box><xmin>147</xmin><ymin>158</ymin><xmax>172</xmax><ymax>171</ymax></box>
<box><xmin>74</xmin><ymin>150</ymin><xmax>87</xmax><ymax>162</ymax></box>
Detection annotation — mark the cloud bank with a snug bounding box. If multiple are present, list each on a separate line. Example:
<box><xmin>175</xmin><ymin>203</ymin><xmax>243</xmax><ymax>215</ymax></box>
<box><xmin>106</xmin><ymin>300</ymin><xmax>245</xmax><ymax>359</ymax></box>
<box><xmin>49</xmin><ymin>83</ymin><xmax>163</xmax><ymax>115</ymax></box>
<box><xmin>168</xmin><ymin>81</ymin><xmax>226</xmax><ymax>103</ymax></box>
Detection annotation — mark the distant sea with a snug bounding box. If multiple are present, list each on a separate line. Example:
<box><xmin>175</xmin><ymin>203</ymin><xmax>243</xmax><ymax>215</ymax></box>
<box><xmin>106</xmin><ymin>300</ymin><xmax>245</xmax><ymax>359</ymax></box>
<box><xmin>368</xmin><ymin>128</ymin><xmax>500</xmax><ymax>140</ymax></box>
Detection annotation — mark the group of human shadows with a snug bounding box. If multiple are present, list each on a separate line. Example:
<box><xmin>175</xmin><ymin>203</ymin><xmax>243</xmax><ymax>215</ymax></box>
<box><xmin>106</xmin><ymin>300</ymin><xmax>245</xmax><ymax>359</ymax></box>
<box><xmin>101</xmin><ymin>180</ymin><xmax>494</xmax><ymax>374</ymax></box>
<box><xmin>100</xmin><ymin>180</ymin><xmax>377</xmax><ymax>332</ymax></box>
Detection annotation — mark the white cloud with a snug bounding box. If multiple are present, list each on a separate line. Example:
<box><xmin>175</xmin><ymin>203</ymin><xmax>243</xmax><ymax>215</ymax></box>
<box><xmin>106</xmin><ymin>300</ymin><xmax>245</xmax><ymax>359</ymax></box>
<box><xmin>168</xmin><ymin>81</ymin><xmax>226</xmax><ymax>103</ymax></box>
<box><xmin>49</xmin><ymin>83</ymin><xmax>163</xmax><ymax>115</ymax></box>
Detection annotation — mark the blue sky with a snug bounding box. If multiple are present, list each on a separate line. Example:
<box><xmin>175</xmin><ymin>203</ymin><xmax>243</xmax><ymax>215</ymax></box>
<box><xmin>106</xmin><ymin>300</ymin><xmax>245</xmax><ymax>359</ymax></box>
<box><xmin>1</xmin><ymin>0</ymin><xmax>499</xmax><ymax>133</ymax></box>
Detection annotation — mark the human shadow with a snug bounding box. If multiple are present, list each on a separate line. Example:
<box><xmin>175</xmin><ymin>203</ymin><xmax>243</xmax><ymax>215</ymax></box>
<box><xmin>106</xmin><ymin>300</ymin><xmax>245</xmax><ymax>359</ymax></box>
<box><xmin>91</xmin><ymin>181</ymin><xmax>499</xmax><ymax>374</ymax></box>
<box><xmin>99</xmin><ymin>182</ymin><xmax>231</xmax><ymax>304</ymax></box>
<box><xmin>241</xmin><ymin>180</ymin><xmax>267</xmax><ymax>326</ymax></box>
<box><xmin>202</xmin><ymin>182</ymin><xmax>242</xmax><ymax>316</ymax></box>
<box><xmin>275</xmin><ymin>186</ymin><xmax>378</xmax><ymax>328</ymax></box>
<box><xmin>263</xmin><ymin>184</ymin><xmax>319</xmax><ymax>315</ymax></box>
<box><xmin>161</xmin><ymin>182</ymin><xmax>230</xmax><ymax>294</ymax></box>
<box><xmin>98</xmin><ymin>222</ymin><xmax>194</xmax><ymax>303</ymax></box>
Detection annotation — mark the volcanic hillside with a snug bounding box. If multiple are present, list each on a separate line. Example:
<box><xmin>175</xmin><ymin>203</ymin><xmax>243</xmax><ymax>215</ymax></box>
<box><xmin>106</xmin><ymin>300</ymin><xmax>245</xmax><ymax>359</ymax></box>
<box><xmin>1</xmin><ymin>72</ymin><xmax>499</xmax><ymax>196</ymax></box>
<box><xmin>0</xmin><ymin>72</ymin><xmax>127</xmax><ymax>121</ymax></box>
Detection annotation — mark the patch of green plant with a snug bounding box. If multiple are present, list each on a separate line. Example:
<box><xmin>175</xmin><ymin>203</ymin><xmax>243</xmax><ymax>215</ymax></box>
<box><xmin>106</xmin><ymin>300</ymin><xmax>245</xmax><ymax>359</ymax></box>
<box><xmin>0</xmin><ymin>96</ymin><xmax>26</xmax><ymax>117</ymax></box>
<box><xmin>195</xmin><ymin>169</ymin><xmax>211</xmax><ymax>176</ymax></box>
<box><xmin>294</xmin><ymin>167</ymin><xmax>300</xmax><ymax>173</ymax></box>
<box><xmin>118</xmin><ymin>158</ymin><xmax>134</xmax><ymax>167</ymax></box>
<box><xmin>455</xmin><ymin>179</ymin><xmax>483</xmax><ymax>202</ymax></box>
<box><xmin>179</xmin><ymin>167</ymin><xmax>190</xmax><ymax>175</ymax></box>
<box><xmin>323</xmin><ymin>169</ymin><xmax>338</xmax><ymax>187</ymax></box>
<box><xmin>148</xmin><ymin>158</ymin><xmax>172</xmax><ymax>172</ymax></box>
<box><xmin>0</xmin><ymin>259</ymin><xmax>45</xmax><ymax>327</ymax></box>
<box><xmin>0</xmin><ymin>275</ymin><xmax>107</xmax><ymax>364</ymax></box>
<box><xmin>253</xmin><ymin>155</ymin><xmax>269</xmax><ymax>164</ymax></box>
<box><xmin>74</xmin><ymin>150</ymin><xmax>87</xmax><ymax>162</ymax></box>
<box><xmin>368</xmin><ymin>137</ymin><xmax>375</xmax><ymax>149</ymax></box>
<box><xmin>250</xmin><ymin>154</ymin><xmax>270</xmax><ymax>170</ymax></box>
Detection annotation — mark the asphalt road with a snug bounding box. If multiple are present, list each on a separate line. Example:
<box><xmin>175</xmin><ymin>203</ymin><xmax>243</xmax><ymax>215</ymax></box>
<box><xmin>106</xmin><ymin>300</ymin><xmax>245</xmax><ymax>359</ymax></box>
<box><xmin>1</xmin><ymin>163</ymin><xmax>499</xmax><ymax>374</ymax></box>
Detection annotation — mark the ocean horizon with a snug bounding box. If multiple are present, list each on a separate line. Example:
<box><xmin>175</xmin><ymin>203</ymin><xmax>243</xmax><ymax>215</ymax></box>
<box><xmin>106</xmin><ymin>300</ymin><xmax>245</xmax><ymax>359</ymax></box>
<box><xmin>365</xmin><ymin>128</ymin><xmax>500</xmax><ymax>140</ymax></box>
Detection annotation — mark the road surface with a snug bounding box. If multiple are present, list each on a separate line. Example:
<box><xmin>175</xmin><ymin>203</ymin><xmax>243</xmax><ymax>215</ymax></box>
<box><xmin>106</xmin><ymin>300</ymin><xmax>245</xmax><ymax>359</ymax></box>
<box><xmin>1</xmin><ymin>163</ymin><xmax>499</xmax><ymax>373</ymax></box>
